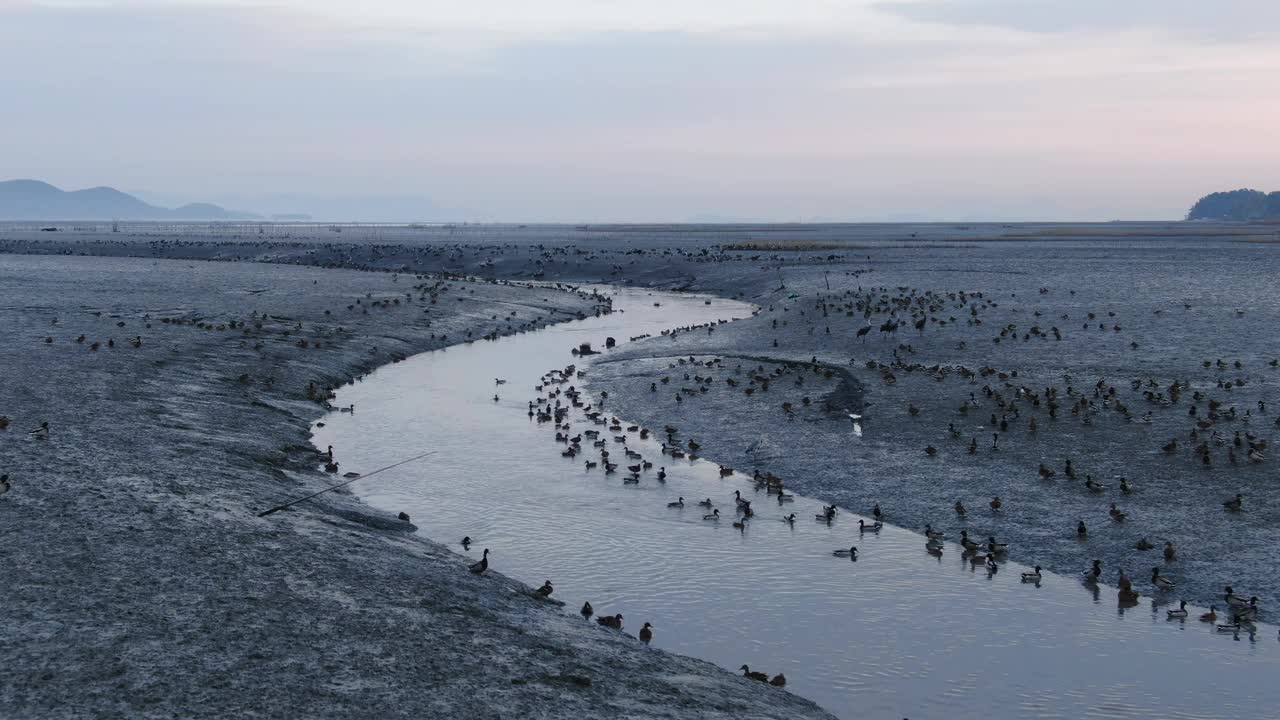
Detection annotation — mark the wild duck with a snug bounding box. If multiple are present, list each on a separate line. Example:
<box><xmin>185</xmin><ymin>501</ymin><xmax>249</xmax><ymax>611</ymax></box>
<box><xmin>1167</xmin><ymin>600</ymin><xmax>1188</xmax><ymax>619</ymax></box>
<box><xmin>740</xmin><ymin>665</ymin><xmax>769</xmax><ymax>682</ymax></box>
<box><xmin>1151</xmin><ymin>567</ymin><xmax>1175</xmax><ymax>590</ymax></box>
<box><xmin>1021</xmin><ymin>565</ymin><xmax>1042</xmax><ymax>583</ymax></box>
<box><xmin>667</xmin><ymin>497</ymin><xmax>685</xmax><ymax>508</ymax></box>
<box><xmin>832</xmin><ymin>546</ymin><xmax>858</xmax><ymax>559</ymax></box>
<box><xmin>639</xmin><ymin>622</ymin><xmax>653</xmax><ymax>644</ymax></box>
<box><xmin>859</xmin><ymin>519</ymin><xmax>882</xmax><ymax>533</ymax></box>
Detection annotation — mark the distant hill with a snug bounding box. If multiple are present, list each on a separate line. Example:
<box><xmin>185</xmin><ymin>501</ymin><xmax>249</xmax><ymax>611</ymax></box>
<box><xmin>1187</xmin><ymin>189</ymin><xmax>1280</xmax><ymax>221</ymax></box>
<box><xmin>0</xmin><ymin>179</ymin><xmax>258</xmax><ymax>220</ymax></box>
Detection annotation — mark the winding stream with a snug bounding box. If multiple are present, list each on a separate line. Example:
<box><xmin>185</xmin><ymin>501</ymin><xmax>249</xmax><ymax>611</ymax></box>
<box><xmin>313</xmin><ymin>286</ymin><xmax>1277</xmax><ymax>720</ymax></box>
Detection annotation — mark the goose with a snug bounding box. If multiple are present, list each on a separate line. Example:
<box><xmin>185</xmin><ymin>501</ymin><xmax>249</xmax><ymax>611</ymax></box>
<box><xmin>1225</xmin><ymin>587</ymin><xmax>1250</xmax><ymax>609</ymax></box>
<box><xmin>1199</xmin><ymin>606</ymin><xmax>1218</xmax><ymax>623</ymax></box>
<box><xmin>597</xmin><ymin>614</ymin><xmax>624</xmax><ymax>629</ymax></box>
<box><xmin>859</xmin><ymin>519</ymin><xmax>882</xmax><ymax>533</ymax></box>
<box><xmin>536</xmin><ymin>581</ymin><xmax>554</xmax><ymax>598</ymax></box>
<box><xmin>29</xmin><ymin>422</ymin><xmax>49</xmax><ymax>439</ymax></box>
<box><xmin>580</xmin><ymin>602</ymin><xmax>594</xmax><ymax>619</ymax></box>
<box><xmin>1021</xmin><ymin>565</ymin><xmax>1042</xmax><ymax>583</ymax></box>
<box><xmin>832</xmin><ymin>546</ymin><xmax>858</xmax><ymax>559</ymax></box>
<box><xmin>1167</xmin><ymin>600</ymin><xmax>1189</xmax><ymax>619</ymax></box>
<box><xmin>0</xmin><ymin>474</ymin><xmax>10</xmax><ymax>497</ymax></box>
<box><xmin>1236</xmin><ymin>598</ymin><xmax>1260</xmax><ymax>621</ymax></box>
<box><xmin>667</xmin><ymin>497</ymin><xmax>685</xmax><ymax>508</ymax></box>
<box><xmin>1163</xmin><ymin>542</ymin><xmax>1176</xmax><ymax>561</ymax></box>
<box><xmin>639</xmin><ymin>622</ymin><xmax>653</xmax><ymax>645</ymax></box>
<box><xmin>703</xmin><ymin>509</ymin><xmax>721</xmax><ymax>521</ymax></box>
<box><xmin>1223</xmin><ymin>494</ymin><xmax>1243</xmax><ymax>512</ymax></box>
<box><xmin>697</xmin><ymin>498</ymin><xmax>714</xmax><ymax>508</ymax></box>
<box><xmin>769</xmin><ymin>674</ymin><xmax>787</xmax><ymax>688</ymax></box>
<box><xmin>469</xmin><ymin>549</ymin><xmax>490</xmax><ymax>575</ymax></box>
<box><xmin>740</xmin><ymin>665</ymin><xmax>769</xmax><ymax>682</ymax></box>
<box><xmin>1151</xmin><ymin>567</ymin><xmax>1175</xmax><ymax>590</ymax></box>
<box><xmin>924</xmin><ymin>523</ymin><xmax>944</xmax><ymax>541</ymax></box>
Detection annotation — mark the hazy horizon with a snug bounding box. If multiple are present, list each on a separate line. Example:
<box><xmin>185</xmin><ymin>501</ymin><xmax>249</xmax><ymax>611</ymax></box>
<box><xmin>3</xmin><ymin>0</ymin><xmax>1278</xmax><ymax>222</ymax></box>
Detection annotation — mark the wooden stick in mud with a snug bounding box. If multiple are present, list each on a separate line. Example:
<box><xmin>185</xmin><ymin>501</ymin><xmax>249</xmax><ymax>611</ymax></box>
<box><xmin>257</xmin><ymin>451</ymin><xmax>438</xmax><ymax>517</ymax></box>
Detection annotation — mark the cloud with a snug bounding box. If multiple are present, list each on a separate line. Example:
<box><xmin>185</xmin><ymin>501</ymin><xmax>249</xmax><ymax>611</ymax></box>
<box><xmin>2</xmin><ymin>1</ymin><xmax>1278</xmax><ymax>221</ymax></box>
<box><xmin>876</xmin><ymin>0</ymin><xmax>1280</xmax><ymax>40</ymax></box>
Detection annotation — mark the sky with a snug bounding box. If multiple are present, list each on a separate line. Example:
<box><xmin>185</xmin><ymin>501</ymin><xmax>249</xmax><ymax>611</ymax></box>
<box><xmin>2</xmin><ymin>0</ymin><xmax>1278</xmax><ymax>222</ymax></box>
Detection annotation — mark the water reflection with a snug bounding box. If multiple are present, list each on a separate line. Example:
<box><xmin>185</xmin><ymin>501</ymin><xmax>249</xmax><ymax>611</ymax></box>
<box><xmin>313</xmin><ymin>287</ymin><xmax>1277</xmax><ymax>720</ymax></box>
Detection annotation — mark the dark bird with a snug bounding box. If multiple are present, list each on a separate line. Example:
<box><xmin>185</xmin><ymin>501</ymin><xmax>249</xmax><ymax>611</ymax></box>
<box><xmin>469</xmin><ymin>548</ymin><xmax>490</xmax><ymax>574</ymax></box>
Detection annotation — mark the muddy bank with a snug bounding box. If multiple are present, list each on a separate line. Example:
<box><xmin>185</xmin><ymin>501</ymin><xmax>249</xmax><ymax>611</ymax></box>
<box><xmin>0</xmin><ymin>255</ymin><xmax>832</xmax><ymax>719</ymax></box>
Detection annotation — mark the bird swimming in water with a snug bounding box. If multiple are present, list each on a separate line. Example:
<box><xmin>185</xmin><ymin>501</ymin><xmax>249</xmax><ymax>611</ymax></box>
<box><xmin>1021</xmin><ymin>565</ymin><xmax>1042</xmax><ymax>583</ymax></box>
<box><xmin>832</xmin><ymin>546</ymin><xmax>858</xmax><ymax>559</ymax></box>
<box><xmin>29</xmin><ymin>422</ymin><xmax>49</xmax><ymax>440</ymax></box>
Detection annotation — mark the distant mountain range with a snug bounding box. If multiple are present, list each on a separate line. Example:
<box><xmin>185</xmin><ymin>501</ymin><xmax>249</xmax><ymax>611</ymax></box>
<box><xmin>0</xmin><ymin>179</ymin><xmax>259</xmax><ymax>220</ymax></box>
<box><xmin>1187</xmin><ymin>189</ymin><xmax>1280</xmax><ymax>221</ymax></box>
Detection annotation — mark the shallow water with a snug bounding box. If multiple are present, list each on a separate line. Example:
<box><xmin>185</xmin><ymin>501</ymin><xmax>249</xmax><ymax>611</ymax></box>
<box><xmin>313</xmin><ymin>287</ymin><xmax>1278</xmax><ymax>720</ymax></box>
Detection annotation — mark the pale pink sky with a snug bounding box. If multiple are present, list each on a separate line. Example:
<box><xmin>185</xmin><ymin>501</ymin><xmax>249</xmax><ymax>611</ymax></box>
<box><xmin>2</xmin><ymin>0</ymin><xmax>1278</xmax><ymax>221</ymax></box>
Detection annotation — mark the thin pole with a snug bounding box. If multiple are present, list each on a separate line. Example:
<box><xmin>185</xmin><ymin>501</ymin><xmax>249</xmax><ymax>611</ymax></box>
<box><xmin>257</xmin><ymin>450</ymin><xmax>437</xmax><ymax>517</ymax></box>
